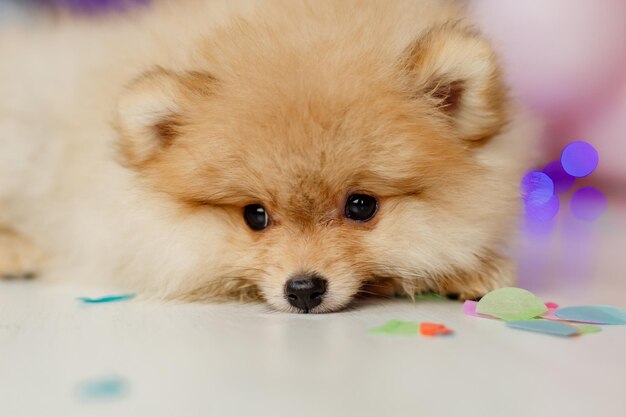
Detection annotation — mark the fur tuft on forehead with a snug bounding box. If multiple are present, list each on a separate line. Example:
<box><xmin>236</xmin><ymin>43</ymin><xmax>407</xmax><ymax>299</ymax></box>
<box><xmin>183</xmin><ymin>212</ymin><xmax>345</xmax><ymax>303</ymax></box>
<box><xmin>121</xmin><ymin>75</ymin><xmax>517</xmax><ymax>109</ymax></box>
<box><xmin>115</xmin><ymin>1</ymin><xmax>505</xmax><ymax>213</ymax></box>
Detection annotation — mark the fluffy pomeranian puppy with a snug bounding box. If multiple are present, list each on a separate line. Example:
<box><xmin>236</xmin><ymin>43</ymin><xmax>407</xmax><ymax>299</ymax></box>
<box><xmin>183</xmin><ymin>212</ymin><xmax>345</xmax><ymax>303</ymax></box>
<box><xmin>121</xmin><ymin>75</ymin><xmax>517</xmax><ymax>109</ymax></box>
<box><xmin>0</xmin><ymin>0</ymin><xmax>533</xmax><ymax>313</ymax></box>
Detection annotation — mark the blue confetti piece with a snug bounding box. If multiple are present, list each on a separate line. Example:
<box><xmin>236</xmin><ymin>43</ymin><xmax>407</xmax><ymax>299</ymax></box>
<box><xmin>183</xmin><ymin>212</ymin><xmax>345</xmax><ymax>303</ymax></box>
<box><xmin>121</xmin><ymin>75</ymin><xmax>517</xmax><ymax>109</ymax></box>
<box><xmin>77</xmin><ymin>293</ymin><xmax>136</xmax><ymax>303</ymax></box>
<box><xmin>77</xmin><ymin>376</ymin><xmax>129</xmax><ymax>401</ymax></box>
<box><xmin>506</xmin><ymin>319</ymin><xmax>580</xmax><ymax>337</ymax></box>
<box><xmin>554</xmin><ymin>305</ymin><xmax>626</xmax><ymax>325</ymax></box>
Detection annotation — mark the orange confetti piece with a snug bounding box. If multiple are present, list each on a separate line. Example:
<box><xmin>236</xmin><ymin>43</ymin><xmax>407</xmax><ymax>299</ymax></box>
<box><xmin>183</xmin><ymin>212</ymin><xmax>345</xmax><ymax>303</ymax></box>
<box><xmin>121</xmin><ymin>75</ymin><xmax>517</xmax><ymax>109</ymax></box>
<box><xmin>419</xmin><ymin>322</ymin><xmax>453</xmax><ymax>336</ymax></box>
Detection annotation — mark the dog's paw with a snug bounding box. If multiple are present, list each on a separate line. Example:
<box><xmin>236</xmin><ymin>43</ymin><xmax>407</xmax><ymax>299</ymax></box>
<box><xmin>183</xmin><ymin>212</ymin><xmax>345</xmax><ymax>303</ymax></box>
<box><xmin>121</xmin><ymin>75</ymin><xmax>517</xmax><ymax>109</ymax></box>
<box><xmin>359</xmin><ymin>278</ymin><xmax>403</xmax><ymax>299</ymax></box>
<box><xmin>0</xmin><ymin>227</ymin><xmax>43</xmax><ymax>279</ymax></box>
<box><xmin>440</xmin><ymin>252</ymin><xmax>514</xmax><ymax>301</ymax></box>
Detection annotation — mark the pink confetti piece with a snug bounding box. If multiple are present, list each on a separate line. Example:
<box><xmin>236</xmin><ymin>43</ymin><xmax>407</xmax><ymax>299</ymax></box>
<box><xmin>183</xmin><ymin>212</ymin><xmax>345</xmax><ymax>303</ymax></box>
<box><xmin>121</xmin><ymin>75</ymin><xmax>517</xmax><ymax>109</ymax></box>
<box><xmin>463</xmin><ymin>300</ymin><xmax>496</xmax><ymax>319</ymax></box>
<box><xmin>540</xmin><ymin>309</ymin><xmax>562</xmax><ymax>321</ymax></box>
<box><xmin>545</xmin><ymin>302</ymin><xmax>559</xmax><ymax>310</ymax></box>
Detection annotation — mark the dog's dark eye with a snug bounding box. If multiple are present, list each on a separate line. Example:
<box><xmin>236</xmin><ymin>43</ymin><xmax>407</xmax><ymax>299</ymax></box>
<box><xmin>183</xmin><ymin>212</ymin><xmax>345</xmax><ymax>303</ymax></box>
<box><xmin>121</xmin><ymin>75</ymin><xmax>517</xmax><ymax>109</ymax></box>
<box><xmin>344</xmin><ymin>194</ymin><xmax>378</xmax><ymax>222</ymax></box>
<box><xmin>243</xmin><ymin>204</ymin><xmax>269</xmax><ymax>231</ymax></box>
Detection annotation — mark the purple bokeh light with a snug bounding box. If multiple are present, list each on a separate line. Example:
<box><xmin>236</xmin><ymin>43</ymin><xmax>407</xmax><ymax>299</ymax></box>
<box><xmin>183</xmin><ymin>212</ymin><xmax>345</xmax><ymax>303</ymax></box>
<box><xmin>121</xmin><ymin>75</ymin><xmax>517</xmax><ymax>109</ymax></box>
<box><xmin>525</xmin><ymin>194</ymin><xmax>560</xmax><ymax>223</ymax></box>
<box><xmin>570</xmin><ymin>187</ymin><xmax>608</xmax><ymax>221</ymax></box>
<box><xmin>42</xmin><ymin>0</ymin><xmax>150</xmax><ymax>13</ymax></box>
<box><xmin>521</xmin><ymin>171</ymin><xmax>554</xmax><ymax>206</ymax></box>
<box><xmin>542</xmin><ymin>160</ymin><xmax>576</xmax><ymax>194</ymax></box>
<box><xmin>561</xmin><ymin>141</ymin><xmax>599</xmax><ymax>178</ymax></box>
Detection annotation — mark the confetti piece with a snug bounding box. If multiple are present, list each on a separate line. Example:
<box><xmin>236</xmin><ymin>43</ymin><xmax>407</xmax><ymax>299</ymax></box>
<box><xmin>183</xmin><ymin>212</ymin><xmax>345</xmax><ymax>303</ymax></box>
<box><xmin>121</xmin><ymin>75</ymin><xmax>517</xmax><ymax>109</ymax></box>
<box><xmin>467</xmin><ymin>299</ymin><xmax>558</xmax><ymax>321</ymax></box>
<box><xmin>77</xmin><ymin>293</ymin><xmax>136</xmax><ymax>304</ymax></box>
<box><xmin>369</xmin><ymin>320</ymin><xmax>420</xmax><ymax>335</ymax></box>
<box><xmin>463</xmin><ymin>300</ymin><xmax>479</xmax><ymax>317</ymax></box>
<box><xmin>540</xmin><ymin>309</ymin><xmax>561</xmax><ymax>320</ymax></box>
<box><xmin>419</xmin><ymin>322</ymin><xmax>453</xmax><ymax>336</ymax></box>
<box><xmin>77</xmin><ymin>376</ymin><xmax>129</xmax><ymax>401</ymax></box>
<box><xmin>463</xmin><ymin>300</ymin><xmax>496</xmax><ymax>319</ymax></box>
<box><xmin>466</xmin><ymin>289</ymin><xmax>618</xmax><ymax>337</ymax></box>
<box><xmin>573</xmin><ymin>323</ymin><xmax>602</xmax><ymax>335</ymax></box>
<box><xmin>554</xmin><ymin>305</ymin><xmax>626</xmax><ymax>325</ymax></box>
<box><xmin>476</xmin><ymin>287</ymin><xmax>547</xmax><ymax>321</ymax></box>
<box><xmin>506</xmin><ymin>319</ymin><xmax>580</xmax><ymax>337</ymax></box>
<box><xmin>539</xmin><ymin>302</ymin><xmax>560</xmax><ymax>319</ymax></box>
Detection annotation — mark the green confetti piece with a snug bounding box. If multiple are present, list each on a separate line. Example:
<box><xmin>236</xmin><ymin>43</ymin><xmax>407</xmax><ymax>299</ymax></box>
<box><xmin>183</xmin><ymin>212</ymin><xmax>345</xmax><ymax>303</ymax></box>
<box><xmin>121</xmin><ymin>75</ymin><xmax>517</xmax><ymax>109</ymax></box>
<box><xmin>369</xmin><ymin>320</ymin><xmax>420</xmax><ymax>335</ymax></box>
<box><xmin>573</xmin><ymin>323</ymin><xmax>602</xmax><ymax>334</ymax></box>
<box><xmin>476</xmin><ymin>287</ymin><xmax>547</xmax><ymax>321</ymax></box>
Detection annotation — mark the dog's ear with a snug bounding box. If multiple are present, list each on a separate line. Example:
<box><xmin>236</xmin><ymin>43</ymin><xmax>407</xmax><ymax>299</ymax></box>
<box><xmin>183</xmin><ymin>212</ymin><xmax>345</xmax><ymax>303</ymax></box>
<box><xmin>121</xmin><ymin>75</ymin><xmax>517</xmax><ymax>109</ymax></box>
<box><xmin>403</xmin><ymin>23</ymin><xmax>507</xmax><ymax>141</ymax></box>
<box><xmin>115</xmin><ymin>67</ymin><xmax>216</xmax><ymax>167</ymax></box>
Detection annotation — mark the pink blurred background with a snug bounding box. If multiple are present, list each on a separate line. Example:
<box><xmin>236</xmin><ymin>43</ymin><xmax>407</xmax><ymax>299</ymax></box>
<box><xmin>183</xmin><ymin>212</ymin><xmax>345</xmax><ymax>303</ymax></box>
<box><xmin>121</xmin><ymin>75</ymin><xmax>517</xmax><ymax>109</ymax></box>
<box><xmin>470</xmin><ymin>0</ymin><xmax>626</xmax><ymax>189</ymax></box>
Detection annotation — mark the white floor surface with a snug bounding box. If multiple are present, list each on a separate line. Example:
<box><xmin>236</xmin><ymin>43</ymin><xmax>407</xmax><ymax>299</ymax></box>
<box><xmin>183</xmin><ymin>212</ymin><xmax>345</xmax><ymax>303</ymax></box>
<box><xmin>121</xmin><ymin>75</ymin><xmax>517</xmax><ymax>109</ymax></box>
<box><xmin>2</xmin><ymin>205</ymin><xmax>626</xmax><ymax>417</ymax></box>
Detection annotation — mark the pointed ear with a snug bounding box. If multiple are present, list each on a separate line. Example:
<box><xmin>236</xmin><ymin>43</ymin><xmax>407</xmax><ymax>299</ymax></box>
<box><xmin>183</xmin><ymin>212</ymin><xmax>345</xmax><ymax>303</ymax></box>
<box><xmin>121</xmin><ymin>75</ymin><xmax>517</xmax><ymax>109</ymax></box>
<box><xmin>403</xmin><ymin>23</ymin><xmax>508</xmax><ymax>141</ymax></box>
<box><xmin>115</xmin><ymin>67</ymin><xmax>216</xmax><ymax>167</ymax></box>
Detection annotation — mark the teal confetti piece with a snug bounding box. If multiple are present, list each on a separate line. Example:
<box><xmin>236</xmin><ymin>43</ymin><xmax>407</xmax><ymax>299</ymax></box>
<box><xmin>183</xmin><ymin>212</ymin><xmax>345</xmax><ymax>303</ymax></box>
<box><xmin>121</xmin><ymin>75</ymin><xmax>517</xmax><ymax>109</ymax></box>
<box><xmin>77</xmin><ymin>376</ymin><xmax>129</xmax><ymax>401</ymax></box>
<box><xmin>506</xmin><ymin>319</ymin><xmax>579</xmax><ymax>337</ymax></box>
<box><xmin>77</xmin><ymin>293</ymin><xmax>136</xmax><ymax>303</ymax></box>
<box><xmin>554</xmin><ymin>305</ymin><xmax>626</xmax><ymax>325</ymax></box>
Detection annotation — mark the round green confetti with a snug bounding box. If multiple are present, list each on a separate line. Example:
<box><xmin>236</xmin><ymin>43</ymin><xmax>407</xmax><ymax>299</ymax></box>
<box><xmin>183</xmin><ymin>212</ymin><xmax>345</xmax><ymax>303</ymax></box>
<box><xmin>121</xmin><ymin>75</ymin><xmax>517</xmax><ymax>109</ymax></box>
<box><xmin>476</xmin><ymin>287</ymin><xmax>547</xmax><ymax>321</ymax></box>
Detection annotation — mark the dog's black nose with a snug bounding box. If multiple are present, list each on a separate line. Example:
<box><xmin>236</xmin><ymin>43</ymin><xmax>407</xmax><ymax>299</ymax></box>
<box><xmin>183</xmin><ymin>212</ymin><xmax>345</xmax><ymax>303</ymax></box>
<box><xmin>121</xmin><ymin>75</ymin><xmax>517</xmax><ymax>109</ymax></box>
<box><xmin>285</xmin><ymin>275</ymin><xmax>327</xmax><ymax>312</ymax></box>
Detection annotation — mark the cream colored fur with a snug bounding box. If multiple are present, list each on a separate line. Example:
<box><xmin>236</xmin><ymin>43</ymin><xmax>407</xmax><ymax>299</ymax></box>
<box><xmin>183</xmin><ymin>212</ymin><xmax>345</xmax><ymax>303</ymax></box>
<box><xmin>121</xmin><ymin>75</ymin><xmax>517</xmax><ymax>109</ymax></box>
<box><xmin>0</xmin><ymin>0</ymin><xmax>534</xmax><ymax>312</ymax></box>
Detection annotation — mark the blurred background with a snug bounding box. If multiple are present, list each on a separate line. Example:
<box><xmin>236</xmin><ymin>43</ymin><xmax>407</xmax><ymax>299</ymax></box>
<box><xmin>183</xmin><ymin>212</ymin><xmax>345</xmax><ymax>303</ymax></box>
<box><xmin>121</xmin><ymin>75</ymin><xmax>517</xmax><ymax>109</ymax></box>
<box><xmin>468</xmin><ymin>0</ymin><xmax>626</xmax><ymax>295</ymax></box>
<box><xmin>1</xmin><ymin>0</ymin><xmax>625</xmax><ymax>293</ymax></box>
<box><xmin>2</xmin><ymin>0</ymin><xmax>625</xmax><ymax>179</ymax></box>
